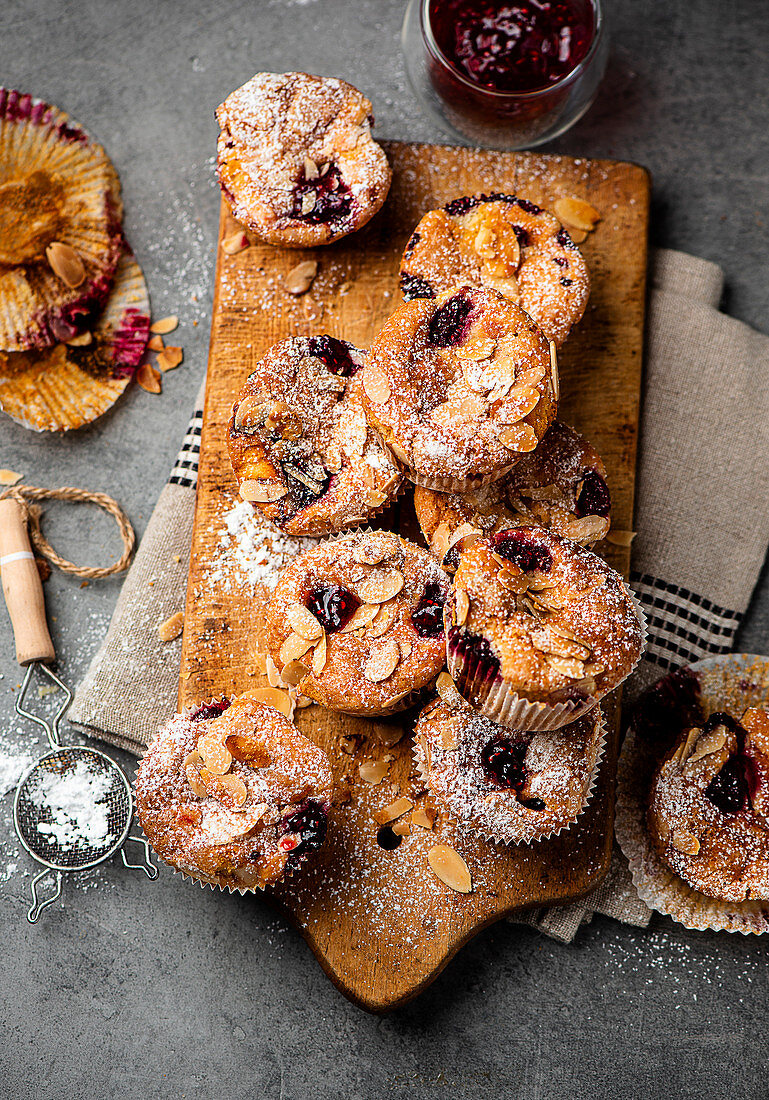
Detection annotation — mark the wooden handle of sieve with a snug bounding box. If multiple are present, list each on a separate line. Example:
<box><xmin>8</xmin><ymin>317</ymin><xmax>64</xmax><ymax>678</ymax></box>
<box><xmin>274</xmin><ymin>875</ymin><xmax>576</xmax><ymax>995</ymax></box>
<box><xmin>0</xmin><ymin>498</ymin><xmax>55</xmax><ymax>665</ymax></box>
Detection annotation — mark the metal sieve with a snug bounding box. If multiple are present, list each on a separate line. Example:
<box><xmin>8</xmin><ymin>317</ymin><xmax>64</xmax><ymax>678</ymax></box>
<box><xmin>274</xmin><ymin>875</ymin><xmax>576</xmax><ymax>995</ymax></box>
<box><xmin>0</xmin><ymin>499</ymin><xmax>157</xmax><ymax>922</ymax></box>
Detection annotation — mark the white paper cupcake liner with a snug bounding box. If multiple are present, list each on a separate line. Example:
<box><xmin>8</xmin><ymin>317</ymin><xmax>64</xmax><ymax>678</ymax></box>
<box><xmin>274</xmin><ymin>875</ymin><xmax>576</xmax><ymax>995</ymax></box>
<box><xmin>615</xmin><ymin>652</ymin><xmax>769</xmax><ymax>935</ymax></box>
<box><xmin>415</xmin><ymin>704</ymin><xmax>607</xmax><ymax>846</ymax></box>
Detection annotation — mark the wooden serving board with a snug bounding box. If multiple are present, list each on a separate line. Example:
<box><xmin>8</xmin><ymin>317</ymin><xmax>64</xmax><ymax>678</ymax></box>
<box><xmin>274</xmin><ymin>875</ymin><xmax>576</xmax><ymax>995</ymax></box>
<box><xmin>180</xmin><ymin>142</ymin><xmax>650</xmax><ymax>1012</ymax></box>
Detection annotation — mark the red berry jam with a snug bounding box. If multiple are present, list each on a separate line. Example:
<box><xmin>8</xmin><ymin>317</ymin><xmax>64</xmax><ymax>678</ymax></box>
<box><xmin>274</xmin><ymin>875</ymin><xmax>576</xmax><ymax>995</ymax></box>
<box><xmin>490</xmin><ymin>529</ymin><xmax>553</xmax><ymax>573</ymax></box>
<box><xmin>429</xmin><ymin>0</ymin><xmax>596</xmax><ymax>94</ymax></box>
<box><xmin>411</xmin><ymin>581</ymin><xmax>446</xmax><ymax>637</ymax></box>
<box><xmin>306</xmin><ymin>584</ymin><xmax>361</xmax><ymax>633</ymax></box>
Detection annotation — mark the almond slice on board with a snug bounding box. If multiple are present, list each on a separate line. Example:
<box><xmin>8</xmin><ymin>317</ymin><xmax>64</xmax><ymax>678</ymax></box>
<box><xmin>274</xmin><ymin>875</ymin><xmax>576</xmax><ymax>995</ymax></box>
<box><xmin>553</xmin><ymin>197</ymin><xmax>601</xmax><ymax>232</ymax></box>
<box><xmin>150</xmin><ymin>315</ymin><xmax>179</xmax><ymax>335</ymax></box>
<box><xmin>373</xmin><ymin>796</ymin><xmax>413</xmax><ymax>825</ymax></box>
<box><xmin>428</xmin><ymin>844</ymin><xmax>473</xmax><ymax>893</ymax></box>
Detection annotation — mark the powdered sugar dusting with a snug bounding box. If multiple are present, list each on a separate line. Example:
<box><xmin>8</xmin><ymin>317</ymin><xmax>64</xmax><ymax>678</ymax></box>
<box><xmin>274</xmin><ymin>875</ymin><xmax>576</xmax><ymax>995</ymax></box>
<box><xmin>27</xmin><ymin>758</ymin><xmax>116</xmax><ymax>852</ymax></box>
<box><xmin>210</xmin><ymin>498</ymin><xmax>318</xmax><ymax>591</ymax></box>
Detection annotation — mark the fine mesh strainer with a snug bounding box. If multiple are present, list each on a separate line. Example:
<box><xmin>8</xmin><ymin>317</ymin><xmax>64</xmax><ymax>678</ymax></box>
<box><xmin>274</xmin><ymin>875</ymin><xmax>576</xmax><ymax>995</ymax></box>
<box><xmin>0</xmin><ymin>498</ymin><xmax>157</xmax><ymax>922</ymax></box>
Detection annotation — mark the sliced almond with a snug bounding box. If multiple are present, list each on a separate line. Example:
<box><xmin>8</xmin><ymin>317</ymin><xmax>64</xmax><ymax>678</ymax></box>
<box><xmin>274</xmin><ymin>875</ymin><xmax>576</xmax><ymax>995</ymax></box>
<box><xmin>362</xmin><ymin>364</ymin><xmax>391</xmax><ymax>405</ymax></box>
<box><xmin>279</xmin><ymin>632</ymin><xmax>315</xmax><ymax>664</ymax></box>
<box><xmin>300</xmin><ymin>192</ymin><xmax>316</xmax><ymax>216</ymax></box>
<box><xmin>339</xmin><ymin>602</ymin><xmax>380</xmax><ymax>633</ymax></box>
<box><xmin>399</xmin><ymin>637</ymin><xmax>412</xmax><ymax>660</ymax></box>
<box><xmin>357</xmin><ymin>570</ymin><xmax>404</xmax><ymax>604</ymax></box>
<box><xmin>136</xmin><ymin>362</ymin><xmax>162</xmax><ymax>394</ymax></box>
<box><xmin>371</xmin><ymin>722</ymin><xmax>404</xmax><ymax>746</ymax></box>
<box><xmin>678</xmin><ymin>726</ymin><xmax>704</xmax><ymax>766</ymax></box>
<box><xmin>0</xmin><ymin>469</ymin><xmax>22</xmax><ymax>486</ymax></box>
<box><xmin>428</xmin><ymin>844</ymin><xmax>472</xmax><ymax>893</ymax></box>
<box><xmin>411</xmin><ymin>806</ymin><xmax>436</xmax><ymax>829</ymax></box>
<box><xmin>266</xmin><ymin>656</ymin><xmax>283</xmax><ymax>688</ymax></box>
<box><xmin>436</xmin><ymin>671</ymin><xmax>463</xmax><ymax>707</ymax></box>
<box><xmin>374</xmin><ymin>796</ymin><xmax>413</xmax><ymax>825</ymax></box>
<box><xmin>460</xmin><ymin>335</ymin><xmax>496</xmax><ymax>362</ymax></box>
<box><xmin>545</xmin><ymin>655</ymin><xmax>585</xmax><ymax>678</ymax></box>
<box><xmin>311</xmin><ymin>633</ymin><xmax>328</xmax><ymax>676</ymax></box>
<box><xmin>688</xmin><ymin>724</ymin><xmax>729</xmax><ymax>765</ymax></box>
<box><xmin>281</xmin><ymin>659</ymin><xmax>310</xmax><ymax>686</ymax></box>
<box><xmin>392</xmin><ymin>819</ymin><xmax>411</xmax><ymax>837</ymax></box>
<box><xmin>447</xmin><ymin>523</ymin><xmax>483</xmax><ymax>554</ymax></box>
<box><xmin>303</xmin><ymin>156</ymin><xmax>319</xmax><ymax>179</ymax></box>
<box><xmin>45</xmin><ymin>241</ymin><xmax>85</xmax><ymax>287</ymax></box>
<box><xmin>284</xmin><ymin>260</ymin><xmax>318</xmax><ymax>296</ymax></box>
<box><xmin>382</xmin><ymin>688</ymin><xmax>412</xmax><ymax>709</ymax></box>
<box><xmin>222</xmin><ymin>230</ymin><xmax>250</xmax><ymax>255</ymax></box>
<box><xmin>183</xmin><ymin>751</ymin><xmax>207</xmax><ymax>798</ymax></box>
<box><xmin>455</xmin><ymin>587</ymin><xmax>470</xmax><ymax>626</ymax></box>
<box><xmin>150</xmin><ymin>315</ymin><xmax>179</xmax><ymax>335</ymax></box>
<box><xmin>567</xmin><ymin>227</ymin><xmax>588</xmax><ymax>244</ymax></box>
<box><xmin>605</xmin><ymin>529</ymin><xmax>636</xmax><ymax>547</ymax></box>
<box><xmin>147</xmin><ymin>334</ymin><xmax>164</xmax><ymax>352</ymax></box>
<box><xmin>352</xmin><ymin>541</ymin><xmax>393</xmax><ymax>566</ymax></box>
<box><xmin>670</xmin><ymin>828</ymin><xmax>700</xmax><ymax>856</ymax></box>
<box><xmin>562</xmin><ymin>515</ymin><xmax>608</xmax><ymax>542</ymax></box>
<box><xmin>554</xmin><ymin>197</ymin><xmax>600</xmax><ymax>232</ymax></box>
<box><xmin>249</xmin><ymin>686</ymin><xmax>293</xmax><ymax>719</ymax></box>
<box><xmin>498</xmin><ymin>423</ymin><xmax>538</xmax><ymax>452</ymax></box>
<box><xmin>65</xmin><ymin>331</ymin><xmax>92</xmax><ymax>347</ymax></box>
<box><xmin>287</xmin><ymin>603</ymin><xmax>324</xmax><ymax>640</ymax></box>
<box><xmin>157</xmin><ymin>346</ymin><xmax>184</xmax><ymax>372</ymax></box>
<box><xmin>196</xmin><ymin>733</ymin><xmax>232</xmax><ymax>776</ymax></box>
<box><xmin>368</xmin><ymin>602</ymin><xmax>397</xmax><ymax>638</ymax></box>
<box><xmin>211</xmin><ymin>772</ymin><xmax>248</xmax><ymax>809</ymax></box>
<box><xmin>359</xmin><ymin>760</ymin><xmax>389</xmax><ymax>785</ymax></box>
<box><xmin>549</xmin><ymin>340</ymin><xmax>559</xmax><ymax>402</ymax></box>
<box><xmin>364</xmin><ymin>638</ymin><xmax>401</xmax><ymax>682</ymax></box>
<box><xmin>239</xmin><ymin>479</ymin><xmax>288</xmax><ymax>503</ymax></box>
<box><xmin>158</xmin><ymin>610</ymin><xmax>184</xmax><ymax>642</ymax></box>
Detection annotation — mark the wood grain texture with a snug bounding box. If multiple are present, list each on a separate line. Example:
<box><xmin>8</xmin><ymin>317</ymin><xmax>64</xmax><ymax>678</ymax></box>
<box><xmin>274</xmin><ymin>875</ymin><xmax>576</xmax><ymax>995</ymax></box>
<box><xmin>180</xmin><ymin>142</ymin><xmax>650</xmax><ymax>1012</ymax></box>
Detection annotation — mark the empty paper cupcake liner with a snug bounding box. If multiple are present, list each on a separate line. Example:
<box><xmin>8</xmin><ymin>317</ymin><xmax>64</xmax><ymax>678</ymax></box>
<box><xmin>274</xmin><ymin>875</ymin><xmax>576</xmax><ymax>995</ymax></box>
<box><xmin>415</xmin><ymin>704</ymin><xmax>607</xmax><ymax>846</ymax></box>
<box><xmin>615</xmin><ymin>653</ymin><xmax>769</xmax><ymax>935</ymax></box>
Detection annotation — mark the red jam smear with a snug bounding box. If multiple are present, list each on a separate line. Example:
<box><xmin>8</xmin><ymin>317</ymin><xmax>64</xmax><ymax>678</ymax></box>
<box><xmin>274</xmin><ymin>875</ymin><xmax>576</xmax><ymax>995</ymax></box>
<box><xmin>429</xmin><ymin>0</ymin><xmax>596</xmax><ymax>93</ymax></box>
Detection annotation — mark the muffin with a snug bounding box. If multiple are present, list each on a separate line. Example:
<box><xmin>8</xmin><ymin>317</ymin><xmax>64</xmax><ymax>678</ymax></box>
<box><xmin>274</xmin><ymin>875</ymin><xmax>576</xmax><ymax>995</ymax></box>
<box><xmin>413</xmin><ymin>420</ymin><xmax>611</xmax><ymax>571</ymax></box>
<box><xmin>446</xmin><ymin>526</ymin><xmax>644</xmax><ymax>729</ymax></box>
<box><xmin>262</xmin><ymin>530</ymin><xmax>449</xmax><ymax>715</ymax></box>
<box><xmin>414</xmin><ymin>693</ymin><xmax>605</xmax><ymax>843</ymax></box>
<box><xmin>360</xmin><ymin>283</ymin><xmax>557</xmax><ymax>492</ymax></box>
<box><xmin>647</xmin><ymin>706</ymin><xmax>769</xmax><ymax>902</ymax></box>
<box><xmin>399</xmin><ymin>193</ymin><xmax>590</xmax><ymax>347</ymax></box>
<box><xmin>228</xmin><ymin>335</ymin><xmax>402</xmax><ymax>535</ymax></box>
<box><xmin>135</xmin><ymin>695</ymin><xmax>334</xmax><ymax>891</ymax></box>
<box><xmin>215</xmin><ymin>71</ymin><xmax>391</xmax><ymax>248</ymax></box>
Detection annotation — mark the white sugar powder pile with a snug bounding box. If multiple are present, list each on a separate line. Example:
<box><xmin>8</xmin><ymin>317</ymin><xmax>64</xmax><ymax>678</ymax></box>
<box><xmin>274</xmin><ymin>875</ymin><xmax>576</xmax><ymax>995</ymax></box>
<box><xmin>211</xmin><ymin>500</ymin><xmax>317</xmax><ymax>592</ymax></box>
<box><xmin>0</xmin><ymin>748</ymin><xmax>34</xmax><ymax>796</ymax></box>
<box><xmin>30</xmin><ymin>759</ymin><xmax>115</xmax><ymax>852</ymax></box>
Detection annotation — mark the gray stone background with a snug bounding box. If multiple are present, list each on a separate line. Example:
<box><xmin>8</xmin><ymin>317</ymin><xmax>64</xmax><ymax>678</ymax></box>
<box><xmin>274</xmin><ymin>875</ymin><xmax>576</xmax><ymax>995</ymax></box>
<box><xmin>1</xmin><ymin>1</ymin><xmax>768</xmax><ymax>1096</ymax></box>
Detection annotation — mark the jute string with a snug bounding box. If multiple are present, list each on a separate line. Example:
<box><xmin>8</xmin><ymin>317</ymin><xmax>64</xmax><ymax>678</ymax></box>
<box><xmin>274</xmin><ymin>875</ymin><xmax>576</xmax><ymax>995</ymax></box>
<box><xmin>0</xmin><ymin>485</ymin><xmax>135</xmax><ymax>579</ymax></box>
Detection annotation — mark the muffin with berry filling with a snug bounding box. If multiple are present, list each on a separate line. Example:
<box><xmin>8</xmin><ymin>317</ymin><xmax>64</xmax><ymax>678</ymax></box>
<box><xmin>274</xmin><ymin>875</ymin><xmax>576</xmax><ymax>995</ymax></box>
<box><xmin>136</xmin><ymin>695</ymin><xmax>334</xmax><ymax>892</ymax></box>
<box><xmin>216</xmin><ymin>71</ymin><xmax>391</xmax><ymax>248</ymax></box>
<box><xmin>360</xmin><ymin>284</ymin><xmax>557</xmax><ymax>492</ymax></box>
<box><xmin>414</xmin><ymin>689</ymin><xmax>605</xmax><ymax>844</ymax></box>
<box><xmin>414</xmin><ymin>420</ymin><xmax>611</xmax><ymax>571</ymax></box>
<box><xmin>228</xmin><ymin>335</ymin><xmax>402</xmax><ymax>536</ymax></box>
<box><xmin>399</xmin><ymin>194</ymin><xmax>589</xmax><ymax>347</ymax></box>
<box><xmin>262</xmin><ymin>530</ymin><xmax>450</xmax><ymax>715</ymax></box>
<box><xmin>447</xmin><ymin>526</ymin><xmax>644</xmax><ymax>730</ymax></box>
<box><xmin>647</xmin><ymin>706</ymin><xmax>769</xmax><ymax>902</ymax></box>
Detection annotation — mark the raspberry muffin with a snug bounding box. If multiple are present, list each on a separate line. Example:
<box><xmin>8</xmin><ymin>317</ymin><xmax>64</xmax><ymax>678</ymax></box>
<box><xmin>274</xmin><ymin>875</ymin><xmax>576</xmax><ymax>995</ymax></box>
<box><xmin>136</xmin><ymin>696</ymin><xmax>334</xmax><ymax>891</ymax></box>
<box><xmin>216</xmin><ymin>72</ymin><xmax>391</xmax><ymax>248</ymax></box>
<box><xmin>413</xmin><ymin>420</ymin><xmax>611</xmax><ymax>570</ymax></box>
<box><xmin>399</xmin><ymin>194</ymin><xmax>590</xmax><ymax>347</ymax></box>
<box><xmin>414</xmin><ymin>694</ymin><xmax>605</xmax><ymax>843</ymax></box>
<box><xmin>228</xmin><ymin>335</ymin><xmax>402</xmax><ymax>536</ymax></box>
<box><xmin>262</xmin><ymin>530</ymin><xmax>449</xmax><ymax>715</ymax></box>
<box><xmin>446</xmin><ymin>527</ymin><xmax>644</xmax><ymax>730</ymax></box>
<box><xmin>360</xmin><ymin>284</ymin><xmax>557</xmax><ymax>492</ymax></box>
<box><xmin>647</xmin><ymin>707</ymin><xmax>769</xmax><ymax>902</ymax></box>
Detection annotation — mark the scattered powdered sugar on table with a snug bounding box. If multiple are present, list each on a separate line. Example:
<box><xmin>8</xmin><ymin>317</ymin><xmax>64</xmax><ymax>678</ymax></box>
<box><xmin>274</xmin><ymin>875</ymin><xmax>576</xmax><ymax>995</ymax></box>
<box><xmin>0</xmin><ymin>745</ymin><xmax>34</xmax><ymax>797</ymax></box>
<box><xmin>209</xmin><ymin>499</ymin><xmax>318</xmax><ymax>592</ymax></box>
<box><xmin>28</xmin><ymin>759</ymin><xmax>115</xmax><ymax>852</ymax></box>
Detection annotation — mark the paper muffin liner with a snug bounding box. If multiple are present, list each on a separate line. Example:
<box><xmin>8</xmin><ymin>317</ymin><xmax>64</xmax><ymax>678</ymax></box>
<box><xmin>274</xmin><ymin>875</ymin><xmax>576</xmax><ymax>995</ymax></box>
<box><xmin>615</xmin><ymin>653</ymin><xmax>769</xmax><ymax>935</ymax></box>
<box><xmin>446</xmin><ymin>577</ymin><xmax>647</xmax><ymax>733</ymax></box>
<box><xmin>0</xmin><ymin>88</ymin><xmax>123</xmax><ymax>351</ymax></box>
<box><xmin>415</xmin><ymin>703</ymin><xmax>607</xmax><ymax>846</ymax></box>
<box><xmin>0</xmin><ymin>246</ymin><xmax>150</xmax><ymax>431</ymax></box>
<box><xmin>375</xmin><ymin>431</ymin><xmax>517</xmax><ymax>494</ymax></box>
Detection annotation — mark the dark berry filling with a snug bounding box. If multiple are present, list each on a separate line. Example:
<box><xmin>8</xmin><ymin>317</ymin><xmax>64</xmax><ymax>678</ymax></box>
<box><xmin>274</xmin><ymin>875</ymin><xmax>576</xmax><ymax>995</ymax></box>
<box><xmin>376</xmin><ymin>824</ymin><xmax>402</xmax><ymax>850</ymax></box>
<box><xmin>701</xmin><ymin>712</ymin><xmax>757</xmax><ymax>815</ymax></box>
<box><xmin>281</xmin><ymin>459</ymin><xmax>331</xmax><ymax>508</ymax></box>
<box><xmin>490</xmin><ymin>529</ymin><xmax>553</xmax><ymax>573</ymax></box>
<box><xmin>278</xmin><ymin>799</ymin><xmax>328</xmax><ymax>863</ymax></box>
<box><xmin>482</xmin><ymin>735</ymin><xmax>527</xmax><ymax>788</ymax></box>
<box><xmin>511</xmin><ymin>223</ymin><xmax>530</xmax><ymax>247</ymax></box>
<box><xmin>448</xmin><ymin>627</ymin><xmax>501</xmax><ymax>693</ymax></box>
<box><xmin>444</xmin><ymin>195</ymin><xmax>485</xmax><ymax>216</ymax></box>
<box><xmin>411</xmin><ymin>582</ymin><xmax>446</xmax><ymax>638</ymax></box>
<box><xmin>306</xmin><ymin>584</ymin><xmax>361</xmax><ymax>633</ymax></box>
<box><xmin>575</xmin><ymin>470</ymin><xmax>611</xmax><ymax>518</ymax></box>
<box><xmin>518</xmin><ymin>796</ymin><xmax>546</xmax><ymax>811</ymax></box>
<box><xmin>291</xmin><ymin>162</ymin><xmax>353</xmax><ymax>226</ymax></box>
<box><xmin>560</xmin><ymin>277</ymin><xmax>573</xmax><ymax>286</ymax></box>
<box><xmin>427</xmin><ymin>293</ymin><xmax>474</xmax><ymax>347</ymax></box>
<box><xmin>556</xmin><ymin>227</ymin><xmax>576</xmax><ymax>249</ymax></box>
<box><xmin>400</xmin><ymin>272</ymin><xmax>435</xmax><ymax>300</ymax></box>
<box><xmin>403</xmin><ymin>230</ymin><xmax>421</xmax><ymax>259</ymax></box>
<box><xmin>189</xmin><ymin>699</ymin><xmax>231</xmax><ymax>722</ymax></box>
<box><xmin>554</xmin><ymin>255</ymin><xmax>568</xmax><ymax>267</ymax></box>
<box><xmin>442</xmin><ymin>544</ymin><xmax>461</xmax><ymax>573</ymax></box>
<box><xmin>307</xmin><ymin>335</ymin><xmax>360</xmax><ymax>376</ymax></box>
<box><xmin>631</xmin><ymin>667</ymin><xmax>704</xmax><ymax>750</ymax></box>
<box><xmin>516</xmin><ymin>197</ymin><xmax>542</xmax><ymax>215</ymax></box>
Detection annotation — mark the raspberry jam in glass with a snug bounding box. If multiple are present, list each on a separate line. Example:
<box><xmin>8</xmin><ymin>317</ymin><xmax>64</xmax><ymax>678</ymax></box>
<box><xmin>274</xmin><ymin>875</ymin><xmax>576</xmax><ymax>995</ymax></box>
<box><xmin>402</xmin><ymin>0</ymin><xmax>608</xmax><ymax>150</ymax></box>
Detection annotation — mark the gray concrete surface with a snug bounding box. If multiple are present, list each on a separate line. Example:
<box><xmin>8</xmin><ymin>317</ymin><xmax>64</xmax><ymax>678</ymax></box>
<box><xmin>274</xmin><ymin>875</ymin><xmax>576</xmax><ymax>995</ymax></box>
<box><xmin>1</xmin><ymin>1</ymin><xmax>768</xmax><ymax>1097</ymax></box>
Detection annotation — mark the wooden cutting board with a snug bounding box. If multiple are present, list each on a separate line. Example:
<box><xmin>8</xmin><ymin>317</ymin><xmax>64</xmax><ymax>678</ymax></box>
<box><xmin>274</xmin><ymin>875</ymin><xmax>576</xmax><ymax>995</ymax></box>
<box><xmin>180</xmin><ymin>142</ymin><xmax>650</xmax><ymax>1012</ymax></box>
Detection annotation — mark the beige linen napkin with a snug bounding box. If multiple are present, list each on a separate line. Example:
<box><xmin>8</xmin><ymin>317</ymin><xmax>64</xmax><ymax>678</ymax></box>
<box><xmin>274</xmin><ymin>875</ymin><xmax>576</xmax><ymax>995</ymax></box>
<box><xmin>69</xmin><ymin>248</ymin><xmax>769</xmax><ymax>941</ymax></box>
